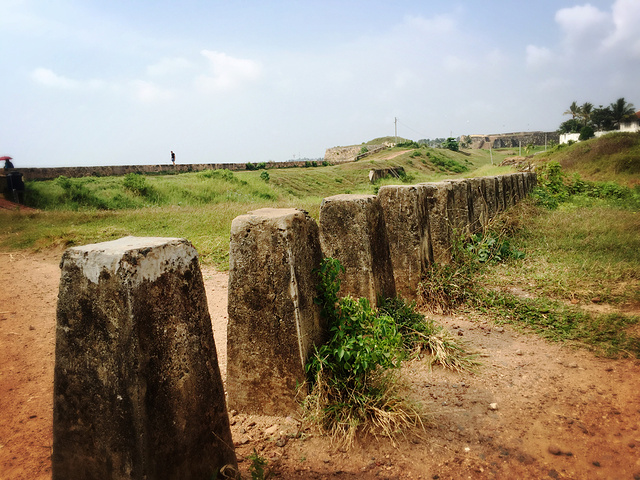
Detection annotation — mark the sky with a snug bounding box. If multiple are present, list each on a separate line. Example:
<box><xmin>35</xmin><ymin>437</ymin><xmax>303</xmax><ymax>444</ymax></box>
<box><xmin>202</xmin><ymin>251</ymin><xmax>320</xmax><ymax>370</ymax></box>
<box><xmin>1</xmin><ymin>0</ymin><xmax>639</xmax><ymax>167</ymax></box>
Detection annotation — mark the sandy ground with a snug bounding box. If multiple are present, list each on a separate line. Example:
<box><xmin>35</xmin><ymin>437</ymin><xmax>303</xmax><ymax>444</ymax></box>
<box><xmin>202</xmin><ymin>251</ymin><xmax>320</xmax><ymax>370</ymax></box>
<box><xmin>1</xmin><ymin>249</ymin><xmax>640</xmax><ymax>480</ymax></box>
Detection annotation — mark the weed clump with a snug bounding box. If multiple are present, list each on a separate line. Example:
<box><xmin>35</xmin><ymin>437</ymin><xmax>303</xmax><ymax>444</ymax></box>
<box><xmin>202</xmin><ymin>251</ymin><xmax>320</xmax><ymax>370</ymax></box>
<box><xmin>533</xmin><ymin>161</ymin><xmax>640</xmax><ymax>209</ymax></box>
<box><xmin>304</xmin><ymin>258</ymin><xmax>475</xmax><ymax>447</ymax></box>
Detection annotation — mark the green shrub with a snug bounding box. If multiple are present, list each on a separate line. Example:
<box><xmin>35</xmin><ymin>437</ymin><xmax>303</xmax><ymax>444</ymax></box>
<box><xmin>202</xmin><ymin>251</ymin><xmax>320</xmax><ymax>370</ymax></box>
<box><xmin>533</xmin><ymin>161</ymin><xmax>638</xmax><ymax>209</ymax></box>
<box><xmin>304</xmin><ymin>258</ymin><xmax>417</xmax><ymax>446</ymax></box>
<box><xmin>260</xmin><ymin>170</ymin><xmax>270</xmax><ymax>182</ymax></box>
<box><xmin>123</xmin><ymin>173</ymin><xmax>155</xmax><ymax>198</ymax></box>
<box><xmin>55</xmin><ymin>176</ymin><xmax>111</xmax><ymax>210</ymax></box>
<box><xmin>427</xmin><ymin>154</ymin><xmax>468</xmax><ymax>173</ymax></box>
<box><xmin>579</xmin><ymin>125</ymin><xmax>595</xmax><ymax>141</ymax></box>
<box><xmin>304</xmin><ymin>258</ymin><xmax>475</xmax><ymax>446</ymax></box>
<box><xmin>466</xmin><ymin>232</ymin><xmax>525</xmax><ymax>263</ymax></box>
<box><xmin>443</xmin><ymin>137</ymin><xmax>459</xmax><ymax>152</ymax></box>
<box><xmin>197</xmin><ymin>168</ymin><xmax>236</xmax><ymax>182</ymax></box>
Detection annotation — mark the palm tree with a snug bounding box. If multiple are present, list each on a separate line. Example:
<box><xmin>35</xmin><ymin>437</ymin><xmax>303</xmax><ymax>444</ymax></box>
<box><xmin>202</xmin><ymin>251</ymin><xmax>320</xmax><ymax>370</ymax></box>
<box><xmin>580</xmin><ymin>102</ymin><xmax>593</xmax><ymax>126</ymax></box>
<box><xmin>610</xmin><ymin>97</ymin><xmax>636</xmax><ymax>128</ymax></box>
<box><xmin>563</xmin><ymin>101</ymin><xmax>580</xmax><ymax>119</ymax></box>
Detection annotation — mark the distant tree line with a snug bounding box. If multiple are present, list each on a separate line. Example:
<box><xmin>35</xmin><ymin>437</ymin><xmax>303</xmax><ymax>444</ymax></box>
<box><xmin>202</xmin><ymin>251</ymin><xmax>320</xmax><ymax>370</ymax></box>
<box><xmin>559</xmin><ymin>97</ymin><xmax>636</xmax><ymax>140</ymax></box>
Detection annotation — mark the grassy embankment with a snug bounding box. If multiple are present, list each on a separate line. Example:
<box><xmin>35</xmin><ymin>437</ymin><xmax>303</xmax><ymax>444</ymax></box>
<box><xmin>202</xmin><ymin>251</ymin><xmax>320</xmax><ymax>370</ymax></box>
<box><xmin>0</xmin><ymin>144</ymin><xmax>515</xmax><ymax>267</ymax></box>
<box><xmin>1</xmin><ymin>134</ymin><xmax>638</xmax><ymax>358</ymax></box>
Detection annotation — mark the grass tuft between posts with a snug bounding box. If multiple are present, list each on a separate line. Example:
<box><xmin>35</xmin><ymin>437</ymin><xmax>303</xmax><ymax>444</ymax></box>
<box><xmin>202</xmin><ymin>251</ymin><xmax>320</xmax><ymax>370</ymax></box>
<box><xmin>302</xmin><ymin>258</ymin><xmax>476</xmax><ymax>448</ymax></box>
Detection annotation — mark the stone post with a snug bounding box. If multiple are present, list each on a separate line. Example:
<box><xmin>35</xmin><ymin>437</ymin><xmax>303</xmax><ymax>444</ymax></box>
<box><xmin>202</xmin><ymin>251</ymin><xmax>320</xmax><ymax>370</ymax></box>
<box><xmin>501</xmin><ymin>174</ymin><xmax>514</xmax><ymax>207</ymax></box>
<box><xmin>319</xmin><ymin>194</ymin><xmax>396</xmax><ymax>305</ymax></box>
<box><xmin>510</xmin><ymin>174</ymin><xmax>521</xmax><ymax>204</ymax></box>
<box><xmin>421</xmin><ymin>182</ymin><xmax>453</xmax><ymax>264</ymax></box>
<box><xmin>516</xmin><ymin>173</ymin><xmax>525</xmax><ymax>200</ymax></box>
<box><xmin>227</xmin><ymin>208</ymin><xmax>324</xmax><ymax>416</ymax></box>
<box><xmin>482</xmin><ymin>176</ymin><xmax>498</xmax><ymax>219</ymax></box>
<box><xmin>53</xmin><ymin>237</ymin><xmax>236</xmax><ymax>480</ymax></box>
<box><xmin>468</xmin><ymin>177</ymin><xmax>487</xmax><ymax>233</ymax></box>
<box><xmin>378</xmin><ymin>185</ymin><xmax>432</xmax><ymax>299</ymax></box>
<box><xmin>444</xmin><ymin>179</ymin><xmax>472</xmax><ymax>236</ymax></box>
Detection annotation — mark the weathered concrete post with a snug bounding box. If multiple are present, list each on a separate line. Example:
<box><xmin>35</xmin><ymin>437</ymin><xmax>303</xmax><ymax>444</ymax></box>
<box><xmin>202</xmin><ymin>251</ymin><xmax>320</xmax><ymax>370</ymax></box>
<box><xmin>227</xmin><ymin>208</ymin><xmax>324</xmax><ymax>416</ymax></box>
<box><xmin>482</xmin><ymin>176</ymin><xmax>498</xmax><ymax>219</ymax></box>
<box><xmin>501</xmin><ymin>174</ymin><xmax>514</xmax><ymax>207</ymax></box>
<box><xmin>421</xmin><ymin>182</ymin><xmax>453</xmax><ymax>264</ymax></box>
<box><xmin>319</xmin><ymin>194</ymin><xmax>396</xmax><ymax>304</ymax></box>
<box><xmin>444</xmin><ymin>179</ymin><xmax>472</xmax><ymax>236</ymax></box>
<box><xmin>378</xmin><ymin>185</ymin><xmax>432</xmax><ymax>299</ymax></box>
<box><xmin>53</xmin><ymin>236</ymin><xmax>236</xmax><ymax>480</ymax></box>
<box><xmin>510</xmin><ymin>174</ymin><xmax>521</xmax><ymax>204</ymax></box>
<box><xmin>468</xmin><ymin>177</ymin><xmax>487</xmax><ymax>233</ymax></box>
<box><xmin>516</xmin><ymin>173</ymin><xmax>525</xmax><ymax>200</ymax></box>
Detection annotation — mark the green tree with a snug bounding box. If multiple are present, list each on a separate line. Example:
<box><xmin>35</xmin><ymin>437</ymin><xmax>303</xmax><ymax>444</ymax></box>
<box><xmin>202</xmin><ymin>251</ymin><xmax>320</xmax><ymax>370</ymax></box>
<box><xmin>610</xmin><ymin>97</ymin><xmax>636</xmax><ymax>128</ymax></box>
<box><xmin>579</xmin><ymin>125</ymin><xmax>595</xmax><ymax>141</ymax></box>
<box><xmin>563</xmin><ymin>101</ymin><xmax>580</xmax><ymax>119</ymax></box>
<box><xmin>591</xmin><ymin>106</ymin><xmax>614</xmax><ymax>131</ymax></box>
<box><xmin>558</xmin><ymin>118</ymin><xmax>582</xmax><ymax>134</ymax></box>
<box><xmin>579</xmin><ymin>102</ymin><xmax>593</xmax><ymax>126</ymax></box>
<box><xmin>443</xmin><ymin>137</ymin><xmax>459</xmax><ymax>152</ymax></box>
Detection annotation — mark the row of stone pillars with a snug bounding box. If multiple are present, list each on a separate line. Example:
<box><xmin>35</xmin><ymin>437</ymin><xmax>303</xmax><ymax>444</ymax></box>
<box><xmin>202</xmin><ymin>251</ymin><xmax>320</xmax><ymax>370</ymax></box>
<box><xmin>53</xmin><ymin>173</ymin><xmax>534</xmax><ymax>479</ymax></box>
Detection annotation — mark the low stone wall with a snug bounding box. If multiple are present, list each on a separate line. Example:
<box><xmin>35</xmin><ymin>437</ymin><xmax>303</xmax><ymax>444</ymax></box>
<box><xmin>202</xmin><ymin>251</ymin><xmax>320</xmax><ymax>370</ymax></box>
<box><xmin>226</xmin><ymin>172</ymin><xmax>537</xmax><ymax>413</ymax></box>
<box><xmin>17</xmin><ymin>160</ymin><xmax>310</xmax><ymax>181</ymax></box>
<box><xmin>469</xmin><ymin>131</ymin><xmax>559</xmax><ymax>149</ymax></box>
<box><xmin>324</xmin><ymin>143</ymin><xmax>390</xmax><ymax>164</ymax></box>
<box><xmin>52</xmin><ymin>171</ymin><xmax>537</xmax><ymax>465</ymax></box>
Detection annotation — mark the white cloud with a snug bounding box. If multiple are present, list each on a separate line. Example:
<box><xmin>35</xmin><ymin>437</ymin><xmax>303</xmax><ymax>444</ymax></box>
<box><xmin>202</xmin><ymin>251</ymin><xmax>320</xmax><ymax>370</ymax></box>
<box><xmin>603</xmin><ymin>0</ymin><xmax>640</xmax><ymax>56</ymax></box>
<box><xmin>526</xmin><ymin>45</ymin><xmax>554</xmax><ymax>69</ymax></box>
<box><xmin>403</xmin><ymin>13</ymin><xmax>456</xmax><ymax>35</ymax></box>
<box><xmin>443</xmin><ymin>55</ymin><xmax>473</xmax><ymax>73</ymax></box>
<box><xmin>131</xmin><ymin>80</ymin><xmax>174</xmax><ymax>103</ymax></box>
<box><xmin>195</xmin><ymin>50</ymin><xmax>262</xmax><ymax>93</ymax></box>
<box><xmin>147</xmin><ymin>57</ymin><xmax>193</xmax><ymax>76</ymax></box>
<box><xmin>555</xmin><ymin>4</ymin><xmax>611</xmax><ymax>44</ymax></box>
<box><xmin>31</xmin><ymin>67</ymin><xmax>79</xmax><ymax>89</ymax></box>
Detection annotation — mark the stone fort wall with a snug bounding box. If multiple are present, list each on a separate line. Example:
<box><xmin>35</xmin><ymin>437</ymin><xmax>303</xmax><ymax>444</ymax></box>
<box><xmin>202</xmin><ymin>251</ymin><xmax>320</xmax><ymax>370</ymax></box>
<box><xmin>16</xmin><ymin>160</ymin><xmax>310</xmax><ymax>181</ymax></box>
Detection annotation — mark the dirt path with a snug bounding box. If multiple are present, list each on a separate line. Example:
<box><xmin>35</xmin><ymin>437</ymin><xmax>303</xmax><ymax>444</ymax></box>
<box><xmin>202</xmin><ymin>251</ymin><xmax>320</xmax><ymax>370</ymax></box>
<box><xmin>1</xmin><ymin>251</ymin><xmax>639</xmax><ymax>479</ymax></box>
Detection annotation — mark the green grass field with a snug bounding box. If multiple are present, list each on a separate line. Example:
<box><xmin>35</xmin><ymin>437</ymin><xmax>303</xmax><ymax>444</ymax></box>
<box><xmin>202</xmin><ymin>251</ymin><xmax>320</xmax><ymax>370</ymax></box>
<box><xmin>1</xmin><ymin>134</ymin><xmax>638</xmax><ymax>356</ymax></box>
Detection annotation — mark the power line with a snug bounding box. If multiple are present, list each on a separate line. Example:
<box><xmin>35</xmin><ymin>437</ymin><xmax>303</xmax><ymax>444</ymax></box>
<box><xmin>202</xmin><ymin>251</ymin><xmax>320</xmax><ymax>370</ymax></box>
<box><xmin>396</xmin><ymin>119</ymin><xmax>432</xmax><ymax>139</ymax></box>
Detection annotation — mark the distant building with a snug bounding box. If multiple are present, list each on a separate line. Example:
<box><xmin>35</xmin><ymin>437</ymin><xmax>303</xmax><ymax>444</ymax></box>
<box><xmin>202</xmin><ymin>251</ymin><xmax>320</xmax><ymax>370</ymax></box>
<box><xmin>560</xmin><ymin>111</ymin><xmax>640</xmax><ymax>144</ymax></box>
<box><xmin>620</xmin><ymin>111</ymin><xmax>640</xmax><ymax>133</ymax></box>
<box><xmin>467</xmin><ymin>131</ymin><xmax>559</xmax><ymax>149</ymax></box>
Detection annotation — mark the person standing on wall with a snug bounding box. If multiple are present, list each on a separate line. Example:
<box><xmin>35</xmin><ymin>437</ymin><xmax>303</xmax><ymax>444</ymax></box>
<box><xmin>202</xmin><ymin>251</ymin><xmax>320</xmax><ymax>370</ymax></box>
<box><xmin>171</xmin><ymin>151</ymin><xmax>176</xmax><ymax>165</ymax></box>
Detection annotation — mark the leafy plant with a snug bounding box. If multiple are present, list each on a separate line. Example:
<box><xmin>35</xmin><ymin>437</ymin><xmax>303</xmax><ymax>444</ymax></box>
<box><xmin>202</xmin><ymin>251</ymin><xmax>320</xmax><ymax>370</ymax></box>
<box><xmin>55</xmin><ymin>176</ymin><xmax>111</xmax><ymax>210</ymax></box>
<box><xmin>123</xmin><ymin>173</ymin><xmax>155</xmax><ymax>198</ymax></box>
<box><xmin>260</xmin><ymin>170</ymin><xmax>270</xmax><ymax>182</ymax></box>
<box><xmin>304</xmin><ymin>258</ymin><xmax>421</xmax><ymax>446</ymax></box>
<box><xmin>466</xmin><ymin>232</ymin><xmax>525</xmax><ymax>263</ymax></box>
<box><xmin>247</xmin><ymin>449</ymin><xmax>272</xmax><ymax>480</ymax></box>
<box><xmin>443</xmin><ymin>137</ymin><xmax>459</xmax><ymax>152</ymax></box>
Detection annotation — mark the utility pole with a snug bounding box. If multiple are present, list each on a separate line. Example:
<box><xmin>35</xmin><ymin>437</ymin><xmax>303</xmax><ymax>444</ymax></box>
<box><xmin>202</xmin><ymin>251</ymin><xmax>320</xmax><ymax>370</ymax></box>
<box><xmin>394</xmin><ymin>117</ymin><xmax>398</xmax><ymax>144</ymax></box>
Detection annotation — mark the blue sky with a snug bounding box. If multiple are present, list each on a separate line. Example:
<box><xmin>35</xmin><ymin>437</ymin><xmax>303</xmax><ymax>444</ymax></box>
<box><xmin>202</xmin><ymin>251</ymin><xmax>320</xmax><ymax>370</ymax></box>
<box><xmin>1</xmin><ymin>0</ymin><xmax>638</xmax><ymax>167</ymax></box>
